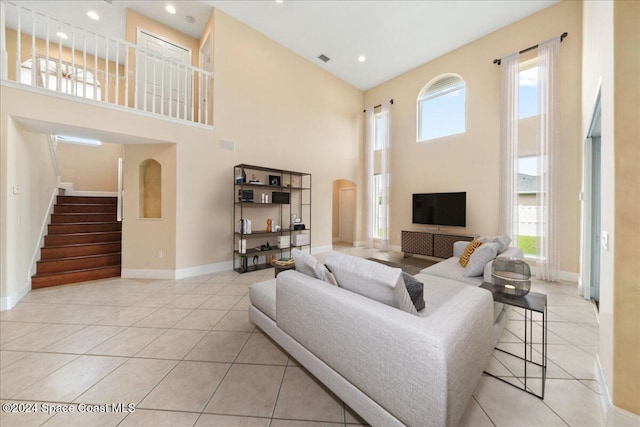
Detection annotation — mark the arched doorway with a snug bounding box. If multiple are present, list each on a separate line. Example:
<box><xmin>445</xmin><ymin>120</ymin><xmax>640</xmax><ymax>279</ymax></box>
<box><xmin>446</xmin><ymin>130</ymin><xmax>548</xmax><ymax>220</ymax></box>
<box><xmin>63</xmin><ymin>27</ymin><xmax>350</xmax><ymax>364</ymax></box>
<box><xmin>332</xmin><ymin>180</ymin><xmax>356</xmax><ymax>245</ymax></box>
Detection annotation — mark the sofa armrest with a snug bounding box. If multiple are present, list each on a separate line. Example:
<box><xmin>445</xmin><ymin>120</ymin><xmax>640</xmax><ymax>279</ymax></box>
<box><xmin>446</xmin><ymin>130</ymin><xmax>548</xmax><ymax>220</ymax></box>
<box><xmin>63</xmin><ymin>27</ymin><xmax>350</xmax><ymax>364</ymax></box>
<box><xmin>276</xmin><ymin>270</ymin><xmax>493</xmax><ymax>427</ymax></box>
<box><xmin>453</xmin><ymin>241</ymin><xmax>470</xmax><ymax>257</ymax></box>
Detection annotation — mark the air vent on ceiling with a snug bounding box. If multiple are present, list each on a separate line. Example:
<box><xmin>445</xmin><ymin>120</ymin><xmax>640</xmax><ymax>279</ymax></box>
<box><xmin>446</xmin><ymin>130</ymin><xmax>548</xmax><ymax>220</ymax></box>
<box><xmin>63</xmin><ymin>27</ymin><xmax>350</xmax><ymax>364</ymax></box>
<box><xmin>318</xmin><ymin>54</ymin><xmax>330</xmax><ymax>63</ymax></box>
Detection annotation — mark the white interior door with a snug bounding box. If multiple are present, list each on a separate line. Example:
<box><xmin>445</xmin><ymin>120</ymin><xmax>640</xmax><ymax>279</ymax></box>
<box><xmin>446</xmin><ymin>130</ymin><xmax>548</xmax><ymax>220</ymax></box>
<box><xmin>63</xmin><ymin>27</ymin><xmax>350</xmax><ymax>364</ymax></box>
<box><xmin>339</xmin><ymin>188</ymin><xmax>356</xmax><ymax>244</ymax></box>
<box><xmin>137</xmin><ymin>31</ymin><xmax>191</xmax><ymax>119</ymax></box>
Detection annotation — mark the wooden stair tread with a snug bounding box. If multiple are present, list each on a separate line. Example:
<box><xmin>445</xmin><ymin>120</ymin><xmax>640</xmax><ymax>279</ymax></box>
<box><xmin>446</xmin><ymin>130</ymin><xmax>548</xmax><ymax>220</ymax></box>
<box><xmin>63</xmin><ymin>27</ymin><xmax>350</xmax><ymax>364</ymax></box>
<box><xmin>32</xmin><ymin>264</ymin><xmax>121</xmax><ymax>277</ymax></box>
<box><xmin>33</xmin><ymin>195</ymin><xmax>122</xmax><ymax>288</ymax></box>
<box><xmin>37</xmin><ymin>252</ymin><xmax>122</xmax><ymax>262</ymax></box>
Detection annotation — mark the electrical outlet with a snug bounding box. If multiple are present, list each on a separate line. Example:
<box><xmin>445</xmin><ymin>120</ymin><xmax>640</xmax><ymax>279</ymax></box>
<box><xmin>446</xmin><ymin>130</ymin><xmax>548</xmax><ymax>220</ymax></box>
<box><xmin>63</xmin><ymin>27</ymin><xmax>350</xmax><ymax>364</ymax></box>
<box><xmin>601</xmin><ymin>232</ymin><xmax>609</xmax><ymax>251</ymax></box>
<box><xmin>157</xmin><ymin>250</ymin><xmax>163</xmax><ymax>258</ymax></box>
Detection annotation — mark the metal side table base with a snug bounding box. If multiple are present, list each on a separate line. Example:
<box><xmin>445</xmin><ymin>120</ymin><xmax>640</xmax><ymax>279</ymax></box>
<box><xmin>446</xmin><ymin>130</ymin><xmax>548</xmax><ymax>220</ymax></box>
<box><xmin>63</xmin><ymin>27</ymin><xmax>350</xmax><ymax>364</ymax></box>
<box><xmin>481</xmin><ymin>282</ymin><xmax>547</xmax><ymax>400</ymax></box>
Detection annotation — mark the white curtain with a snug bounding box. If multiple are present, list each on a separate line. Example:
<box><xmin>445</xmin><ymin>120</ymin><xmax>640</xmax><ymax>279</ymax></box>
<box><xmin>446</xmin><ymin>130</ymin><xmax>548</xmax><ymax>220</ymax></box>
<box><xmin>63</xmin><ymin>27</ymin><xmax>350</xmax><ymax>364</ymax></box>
<box><xmin>379</xmin><ymin>101</ymin><xmax>391</xmax><ymax>251</ymax></box>
<box><xmin>365</xmin><ymin>107</ymin><xmax>375</xmax><ymax>249</ymax></box>
<box><xmin>536</xmin><ymin>37</ymin><xmax>561</xmax><ymax>281</ymax></box>
<box><xmin>499</xmin><ymin>53</ymin><xmax>520</xmax><ymax>241</ymax></box>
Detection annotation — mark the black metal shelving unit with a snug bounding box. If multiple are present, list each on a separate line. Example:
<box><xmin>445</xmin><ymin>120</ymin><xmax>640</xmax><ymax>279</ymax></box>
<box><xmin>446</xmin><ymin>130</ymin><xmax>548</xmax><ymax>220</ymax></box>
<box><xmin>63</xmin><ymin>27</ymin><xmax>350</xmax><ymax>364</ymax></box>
<box><xmin>233</xmin><ymin>164</ymin><xmax>311</xmax><ymax>273</ymax></box>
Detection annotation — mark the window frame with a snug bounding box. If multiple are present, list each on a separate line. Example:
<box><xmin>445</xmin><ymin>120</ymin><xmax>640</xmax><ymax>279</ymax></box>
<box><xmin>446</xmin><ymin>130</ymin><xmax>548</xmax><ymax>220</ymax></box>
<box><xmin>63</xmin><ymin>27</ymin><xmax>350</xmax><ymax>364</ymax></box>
<box><xmin>416</xmin><ymin>73</ymin><xmax>466</xmax><ymax>143</ymax></box>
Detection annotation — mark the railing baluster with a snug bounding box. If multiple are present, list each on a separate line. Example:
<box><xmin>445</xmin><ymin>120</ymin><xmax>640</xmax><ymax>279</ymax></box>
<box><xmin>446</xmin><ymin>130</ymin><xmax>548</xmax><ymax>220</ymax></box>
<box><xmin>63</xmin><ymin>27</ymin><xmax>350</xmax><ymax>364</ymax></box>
<box><xmin>94</xmin><ymin>36</ymin><xmax>98</xmax><ymax>100</ymax></box>
<box><xmin>57</xmin><ymin>22</ymin><xmax>62</xmax><ymax>93</ymax></box>
<box><xmin>31</xmin><ymin>14</ymin><xmax>35</xmax><ymax>86</ymax></box>
<box><xmin>15</xmin><ymin>7</ymin><xmax>20</xmax><ymax>80</ymax></box>
<box><xmin>142</xmin><ymin>51</ymin><xmax>147</xmax><ymax>112</ymax></box>
<box><xmin>160</xmin><ymin>55</ymin><xmax>165</xmax><ymax>116</ymax></box>
<box><xmin>125</xmin><ymin>44</ymin><xmax>129</xmax><ymax>108</ymax></box>
<box><xmin>168</xmin><ymin>61</ymin><xmax>173</xmax><ymax>117</ymax></box>
<box><xmin>82</xmin><ymin>31</ymin><xmax>87</xmax><ymax>98</ymax></box>
<box><xmin>152</xmin><ymin>56</ymin><xmax>157</xmax><ymax>114</ymax></box>
<box><xmin>45</xmin><ymin>20</ymin><xmax>49</xmax><ymax>90</ymax></box>
<box><xmin>183</xmin><ymin>63</ymin><xmax>187</xmax><ymax>120</ymax></box>
<box><xmin>71</xmin><ymin>30</ymin><xmax>75</xmax><ymax>96</ymax></box>
<box><xmin>105</xmin><ymin>37</ymin><xmax>109</xmax><ymax>104</ymax></box>
<box><xmin>115</xmin><ymin>42</ymin><xmax>119</xmax><ymax>105</ymax></box>
<box><xmin>0</xmin><ymin>3</ymin><xmax>7</xmax><ymax>80</ymax></box>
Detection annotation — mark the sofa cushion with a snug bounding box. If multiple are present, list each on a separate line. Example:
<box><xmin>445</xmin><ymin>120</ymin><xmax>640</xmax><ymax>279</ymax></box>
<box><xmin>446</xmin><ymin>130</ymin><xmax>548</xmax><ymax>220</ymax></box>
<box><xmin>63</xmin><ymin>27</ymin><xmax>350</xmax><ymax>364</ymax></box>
<box><xmin>292</xmin><ymin>248</ymin><xmax>337</xmax><ymax>286</ymax></box>
<box><xmin>249</xmin><ymin>279</ymin><xmax>277</xmax><ymax>320</ymax></box>
<box><xmin>464</xmin><ymin>243</ymin><xmax>499</xmax><ymax>277</ymax></box>
<box><xmin>402</xmin><ymin>272</ymin><xmax>425</xmax><ymax>311</ymax></box>
<box><xmin>326</xmin><ymin>251</ymin><xmax>417</xmax><ymax>315</ymax></box>
<box><xmin>459</xmin><ymin>239</ymin><xmax>483</xmax><ymax>267</ymax></box>
<box><xmin>419</xmin><ymin>257</ymin><xmax>483</xmax><ymax>285</ymax></box>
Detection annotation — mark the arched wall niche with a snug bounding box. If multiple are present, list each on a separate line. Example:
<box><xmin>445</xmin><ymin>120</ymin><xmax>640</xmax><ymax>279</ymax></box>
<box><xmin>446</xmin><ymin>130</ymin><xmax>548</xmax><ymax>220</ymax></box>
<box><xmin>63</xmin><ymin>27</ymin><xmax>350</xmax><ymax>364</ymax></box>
<box><xmin>139</xmin><ymin>158</ymin><xmax>162</xmax><ymax>218</ymax></box>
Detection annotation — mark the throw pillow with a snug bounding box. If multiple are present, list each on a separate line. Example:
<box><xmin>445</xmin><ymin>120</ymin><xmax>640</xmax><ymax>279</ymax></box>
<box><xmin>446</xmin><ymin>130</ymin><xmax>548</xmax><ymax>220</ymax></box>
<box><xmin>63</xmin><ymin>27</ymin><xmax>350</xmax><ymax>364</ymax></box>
<box><xmin>402</xmin><ymin>272</ymin><xmax>425</xmax><ymax>311</ymax></box>
<box><xmin>463</xmin><ymin>242</ymin><xmax>499</xmax><ymax>277</ymax></box>
<box><xmin>478</xmin><ymin>235</ymin><xmax>512</xmax><ymax>254</ymax></box>
<box><xmin>291</xmin><ymin>249</ymin><xmax>337</xmax><ymax>286</ymax></box>
<box><xmin>326</xmin><ymin>251</ymin><xmax>418</xmax><ymax>315</ymax></box>
<box><xmin>459</xmin><ymin>239</ymin><xmax>483</xmax><ymax>267</ymax></box>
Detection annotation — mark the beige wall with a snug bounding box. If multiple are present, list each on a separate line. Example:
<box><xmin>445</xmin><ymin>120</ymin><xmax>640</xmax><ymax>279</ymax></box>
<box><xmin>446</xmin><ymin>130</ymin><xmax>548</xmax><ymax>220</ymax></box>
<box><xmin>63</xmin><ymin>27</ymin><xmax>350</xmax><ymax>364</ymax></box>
<box><xmin>123</xmin><ymin>144</ymin><xmax>177</xmax><ymax>271</ymax></box>
<box><xmin>0</xmin><ymin>113</ymin><xmax>57</xmax><ymax>309</ymax></box>
<box><xmin>583</xmin><ymin>0</ymin><xmax>639</xmax><ymax>416</ymax></box>
<box><xmin>172</xmin><ymin>9</ymin><xmax>363</xmax><ymax>270</ymax></box>
<box><xmin>612</xmin><ymin>1</ymin><xmax>640</xmax><ymax>415</ymax></box>
<box><xmin>57</xmin><ymin>142</ymin><xmax>123</xmax><ymax>192</ymax></box>
<box><xmin>363</xmin><ymin>0</ymin><xmax>582</xmax><ymax>275</ymax></box>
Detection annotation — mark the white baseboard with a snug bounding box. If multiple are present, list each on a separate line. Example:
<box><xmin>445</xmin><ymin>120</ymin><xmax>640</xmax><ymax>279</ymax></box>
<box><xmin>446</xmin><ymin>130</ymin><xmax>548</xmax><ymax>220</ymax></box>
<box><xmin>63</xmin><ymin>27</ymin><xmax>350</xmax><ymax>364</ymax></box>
<box><xmin>0</xmin><ymin>280</ymin><xmax>31</xmax><ymax>311</ymax></box>
<box><xmin>596</xmin><ymin>356</ymin><xmax>640</xmax><ymax>425</ymax></box>
<box><xmin>174</xmin><ymin>261</ymin><xmax>234</xmax><ymax>279</ymax></box>
<box><xmin>122</xmin><ymin>260</ymin><xmax>234</xmax><ymax>280</ymax></box>
<box><xmin>529</xmin><ymin>266</ymin><xmax>580</xmax><ymax>283</ymax></box>
<box><xmin>353</xmin><ymin>240</ymin><xmax>366</xmax><ymax>247</ymax></box>
<box><xmin>390</xmin><ymin>245</ymin><xmax>402</xmax><ymax>253</ymax></box>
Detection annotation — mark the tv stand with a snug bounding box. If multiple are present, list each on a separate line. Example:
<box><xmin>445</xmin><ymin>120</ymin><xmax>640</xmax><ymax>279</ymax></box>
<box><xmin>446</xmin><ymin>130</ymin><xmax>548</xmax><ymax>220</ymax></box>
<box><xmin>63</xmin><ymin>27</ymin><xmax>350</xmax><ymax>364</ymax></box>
<box><xmin>401</xmin><ymin>230</ymin><xmax>473</xmax><ymax>259</ymax></box>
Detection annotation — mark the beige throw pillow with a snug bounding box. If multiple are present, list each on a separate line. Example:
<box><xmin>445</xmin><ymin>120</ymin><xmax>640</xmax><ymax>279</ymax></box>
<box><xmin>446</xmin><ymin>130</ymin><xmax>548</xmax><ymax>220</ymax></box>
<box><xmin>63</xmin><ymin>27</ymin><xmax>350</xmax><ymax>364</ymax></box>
<box><xmin>460</xmin><ymin>239</ymin><xmax>483</xmax><ymax>267</ymax></box>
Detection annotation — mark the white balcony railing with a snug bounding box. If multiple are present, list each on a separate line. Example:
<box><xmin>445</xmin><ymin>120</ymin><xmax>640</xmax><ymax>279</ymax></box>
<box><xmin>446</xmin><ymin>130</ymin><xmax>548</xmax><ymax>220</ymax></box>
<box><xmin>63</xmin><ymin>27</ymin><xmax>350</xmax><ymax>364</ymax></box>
<box><xmin>0</xmin><ymin>1</ymin><xmax>213</xmax><ymax>126</ymax></box>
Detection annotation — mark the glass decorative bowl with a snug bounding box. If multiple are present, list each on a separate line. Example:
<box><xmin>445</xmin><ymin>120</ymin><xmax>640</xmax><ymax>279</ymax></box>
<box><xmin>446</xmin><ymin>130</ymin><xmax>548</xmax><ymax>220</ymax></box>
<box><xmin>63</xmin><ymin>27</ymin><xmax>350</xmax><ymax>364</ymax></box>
<box><xmin>491</xmin><ymin>257</ymin><xmax>531</xmax><ymax>296</ymax></box>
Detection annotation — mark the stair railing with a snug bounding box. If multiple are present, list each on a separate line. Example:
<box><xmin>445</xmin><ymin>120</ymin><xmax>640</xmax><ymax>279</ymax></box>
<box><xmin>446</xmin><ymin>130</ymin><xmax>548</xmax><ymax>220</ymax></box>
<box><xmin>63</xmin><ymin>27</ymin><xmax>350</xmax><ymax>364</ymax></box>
<box><xmin>117</xmin><ymin>157</ymin><xmax>123</xmax><ymax>222</ymax></box>
<box><xmin>1</xmin><ymin>1</ymin><xmax>213</xmax><ymax>126</ymax></box>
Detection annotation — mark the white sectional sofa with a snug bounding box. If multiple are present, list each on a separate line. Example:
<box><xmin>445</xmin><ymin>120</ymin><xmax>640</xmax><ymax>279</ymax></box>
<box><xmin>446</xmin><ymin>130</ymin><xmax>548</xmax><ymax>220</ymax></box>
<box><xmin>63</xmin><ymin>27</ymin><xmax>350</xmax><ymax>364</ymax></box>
<box><xmin>249</xmin><ymin>250</ymin><xmax>497</xmax><ymax>427</ymax></box>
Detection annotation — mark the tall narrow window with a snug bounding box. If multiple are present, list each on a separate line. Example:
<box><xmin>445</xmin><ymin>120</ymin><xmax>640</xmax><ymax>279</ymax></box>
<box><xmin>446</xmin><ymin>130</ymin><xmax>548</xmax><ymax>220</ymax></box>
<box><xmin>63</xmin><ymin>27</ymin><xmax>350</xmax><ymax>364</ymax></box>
<box><xmin>373</xmin><ymin>174</ymin><xmax>383</xmax><ymax>238</ymax></box>
<box><xmin>516</xmin><ymin>61</ymin><xmax>541</xmax><ymax>257</ymax></box>
<box><xmin>417</xmin><ymin>74</ymin><xmax>466</xmax><ymax>142</ymax></box>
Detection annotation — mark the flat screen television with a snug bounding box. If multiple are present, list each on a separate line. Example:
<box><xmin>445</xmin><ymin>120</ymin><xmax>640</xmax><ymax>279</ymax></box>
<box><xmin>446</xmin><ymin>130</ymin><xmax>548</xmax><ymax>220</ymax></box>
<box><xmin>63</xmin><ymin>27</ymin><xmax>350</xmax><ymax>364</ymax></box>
<box><xmin>412</xmin><ymin>192</ymin><xmax>466</xmax><ymax>227</ymax></box>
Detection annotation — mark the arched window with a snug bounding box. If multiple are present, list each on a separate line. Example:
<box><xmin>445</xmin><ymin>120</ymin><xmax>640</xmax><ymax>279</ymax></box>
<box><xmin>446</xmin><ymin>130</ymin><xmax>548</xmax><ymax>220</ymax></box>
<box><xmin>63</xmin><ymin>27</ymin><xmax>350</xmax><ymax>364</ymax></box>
<box><xmin>20</xmin><ymin>58</ymin><xmax>101</xmax><ymax>100</ymax></box>
<box><xmin>417</xmin><ymin>74</ymin><xmax>466</xmax><ymax>142</ymax></box>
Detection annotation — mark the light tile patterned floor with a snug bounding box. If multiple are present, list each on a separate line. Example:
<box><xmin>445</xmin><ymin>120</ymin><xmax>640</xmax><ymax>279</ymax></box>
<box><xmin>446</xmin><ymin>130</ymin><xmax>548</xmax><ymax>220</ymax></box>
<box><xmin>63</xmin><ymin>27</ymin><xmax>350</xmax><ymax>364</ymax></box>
<box><xmin>0</xmin><ymin>246</ymin><xmax>607</xmax><ymax>426</ymax></box>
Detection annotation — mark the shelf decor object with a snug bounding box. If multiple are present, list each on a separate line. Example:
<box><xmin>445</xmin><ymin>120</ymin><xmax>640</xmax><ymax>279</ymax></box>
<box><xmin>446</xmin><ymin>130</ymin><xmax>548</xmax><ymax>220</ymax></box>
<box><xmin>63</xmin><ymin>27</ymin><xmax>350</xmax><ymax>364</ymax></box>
<box><xmin>491</xmin><ymin>257</ymin><xmax>531</xmax><ymax>296</ymax></box>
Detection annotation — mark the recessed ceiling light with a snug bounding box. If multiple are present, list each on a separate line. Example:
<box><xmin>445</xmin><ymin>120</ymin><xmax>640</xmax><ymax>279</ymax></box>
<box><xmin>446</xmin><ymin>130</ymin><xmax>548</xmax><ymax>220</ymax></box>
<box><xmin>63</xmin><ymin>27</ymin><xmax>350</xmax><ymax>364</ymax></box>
<box><xmin>275</xmin><ymin>0</ymin><xmax>284</xmax><ymax>3</ymax></box>
<box><xmin>165</xmin><ymin>4</ymin><xmax>176</xmax><ymax>14</ymax></box>
<box><xmin>56</xmin><ymin>32</ymin><xmax>68</xmax><ymax>40</ymax></box>
<box><xmin>358</xmin><ymin>55</ymin><xmax>366</xmax><ymax>63</ymax></box>
<box><xmin>87</xmin><ymin>10</ymin><xmax>99</xmax><ymax>20</ymax></box>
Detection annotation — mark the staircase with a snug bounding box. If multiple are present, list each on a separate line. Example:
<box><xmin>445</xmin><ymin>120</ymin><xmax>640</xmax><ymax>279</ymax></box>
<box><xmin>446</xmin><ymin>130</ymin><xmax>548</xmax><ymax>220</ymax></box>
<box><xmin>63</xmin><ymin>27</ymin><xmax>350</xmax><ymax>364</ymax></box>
<box><xmin>31</xmin><ymin>196</ymin><xmax>122</xmax><ymax>289</ymax></box>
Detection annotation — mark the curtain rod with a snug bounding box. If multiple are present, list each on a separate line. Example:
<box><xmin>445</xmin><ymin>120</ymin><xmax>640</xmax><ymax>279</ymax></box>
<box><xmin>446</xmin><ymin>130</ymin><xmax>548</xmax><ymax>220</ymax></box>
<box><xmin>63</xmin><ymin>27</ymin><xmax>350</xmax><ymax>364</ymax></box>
<box><xmin>493</xmin><ymin>32</ymin><xmax>568</xmax><ymax>65</ymax></box>
<box><xmin>363</xmin><ymin>99</ymin><xmax>394</xmax><ymax>113</ymax></box>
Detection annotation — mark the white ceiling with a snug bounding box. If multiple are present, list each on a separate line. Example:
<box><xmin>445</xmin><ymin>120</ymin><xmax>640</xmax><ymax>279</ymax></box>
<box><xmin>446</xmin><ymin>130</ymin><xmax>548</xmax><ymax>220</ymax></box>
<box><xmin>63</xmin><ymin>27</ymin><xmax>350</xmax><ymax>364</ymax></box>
<box><xmin>13</xmin><ymin>0</ymin><xmax>558</xmax><ymax>90</ymax></box>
